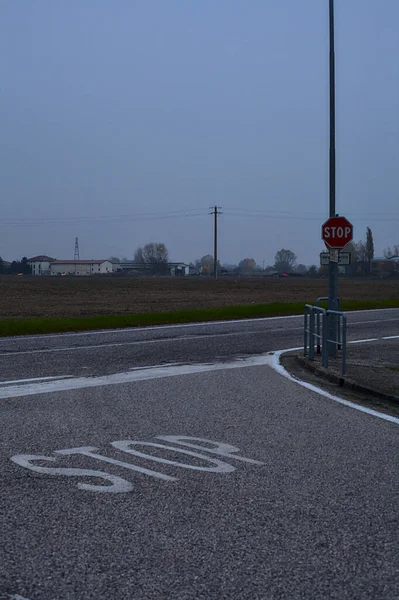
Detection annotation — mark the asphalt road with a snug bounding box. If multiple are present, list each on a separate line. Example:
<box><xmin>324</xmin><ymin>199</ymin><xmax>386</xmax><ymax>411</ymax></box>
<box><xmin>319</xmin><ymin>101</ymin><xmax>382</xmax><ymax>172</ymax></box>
<box><xmin>1</xmin><ymin>309</ymin><xmax>398</xmax><ymax>599</ymax></box>
<box><xmin>1</xmin><ymin>308</ymin><xmax>399</xmax><ymax>381</ymax></box>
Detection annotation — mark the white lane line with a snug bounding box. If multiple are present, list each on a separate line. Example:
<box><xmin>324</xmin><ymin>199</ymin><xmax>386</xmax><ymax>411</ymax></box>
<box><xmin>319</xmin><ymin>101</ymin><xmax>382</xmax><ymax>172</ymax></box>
<box><xmin>0</xmin><ymin>375</ymin><xmax>73</xmax><ymax>385</ymax></box>
<box><xmin>382</xmin><ymin>335</ymin><xmax>399</xmax><ymax>340</ymax></box>
<box><xmin>0</xmin><ymin>327</ymin><xmax>304</xmax><ymax>357</ymax></box>
<box><xmin>349</xmin><ymin>338</ymin><xmax>379</xmax><ymax>344</ymax></box>
<box><xmin>349</xmin><ymin>317</ymin><xmax>399</xmax><ymax>325</ymax></box>
<box><xmin>0</xmin><ymin>354</ymin><xmax>274</xmax><ymax>399</ymax></box>
<box><xmin>1</xmin><ymin>306</ymin><xmax>398</xmax><ymax>343</ymax></box>
<box><xmin>0</xmin><ymin>314</ymin><xmax>304</xmax><ymax>342</ymax></box>
<box><xmin>9</xmin><ymin>595</ymin><xmax>33</xmax><ymax>600</ymax></box>
<box><xmin>0</xmin><ymin>327</ymin><xmax>390</xmax><ymax>358</ymax></box>
<box><xmin>270</xmin><ymin>348</ymin><xmax>399</xmax><ymax>426</ymax></box>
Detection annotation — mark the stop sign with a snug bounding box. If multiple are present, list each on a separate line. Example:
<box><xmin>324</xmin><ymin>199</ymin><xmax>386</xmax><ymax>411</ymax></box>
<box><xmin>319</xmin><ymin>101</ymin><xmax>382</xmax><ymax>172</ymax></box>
<box><xmin>322</xmin><ymin>216</ymin><xmax>353</xmax><ymax>249</ymax></box>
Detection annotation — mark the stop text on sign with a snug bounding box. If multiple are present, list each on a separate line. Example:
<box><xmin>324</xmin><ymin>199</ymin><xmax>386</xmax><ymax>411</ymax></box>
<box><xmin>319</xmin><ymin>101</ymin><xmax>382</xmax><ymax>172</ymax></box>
<box><xmin>10</xmin><ymin>435</ymin><xmax>264</xmax><ymax>494</ymax></box>
<box><xmin>323</xmin><ymin>226</ymin><xmax>351</xmax><ymax>239</ymax></box>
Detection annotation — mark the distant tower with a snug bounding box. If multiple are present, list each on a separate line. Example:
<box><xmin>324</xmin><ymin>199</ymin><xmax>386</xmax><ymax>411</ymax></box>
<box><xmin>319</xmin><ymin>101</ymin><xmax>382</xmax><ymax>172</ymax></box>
<box><xmin>74</xmin><ymin>237</ymin><xmax>80</xmax><ymax>260</ymax></box>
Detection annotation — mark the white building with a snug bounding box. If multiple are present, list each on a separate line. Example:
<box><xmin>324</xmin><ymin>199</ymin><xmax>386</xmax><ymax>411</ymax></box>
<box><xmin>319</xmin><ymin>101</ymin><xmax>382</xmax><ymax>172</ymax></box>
<box><xmin>28</xmin><ymin>255</ymin><xmax>56</xmax><ymax>276</ymax></box>
<box><xmin>50</xmin><ymin>260</ymin><xmax>113</xmax><ymax>276</ymax></box>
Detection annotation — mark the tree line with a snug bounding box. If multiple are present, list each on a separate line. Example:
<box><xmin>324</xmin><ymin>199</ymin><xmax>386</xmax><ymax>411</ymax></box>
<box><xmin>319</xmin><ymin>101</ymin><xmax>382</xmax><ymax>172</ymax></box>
<box><xmin>0</xmin><ymin>257</ymin><xmax>31</xmax><ymax>275</ymax></box>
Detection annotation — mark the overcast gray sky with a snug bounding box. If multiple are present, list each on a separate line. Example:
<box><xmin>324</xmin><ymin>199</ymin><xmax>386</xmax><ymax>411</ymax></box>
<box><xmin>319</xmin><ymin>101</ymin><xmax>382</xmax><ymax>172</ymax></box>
<box><xmin>1</xmin><ymin>0</ymin><xmax>398</xmax><ymax>266</ymax></box>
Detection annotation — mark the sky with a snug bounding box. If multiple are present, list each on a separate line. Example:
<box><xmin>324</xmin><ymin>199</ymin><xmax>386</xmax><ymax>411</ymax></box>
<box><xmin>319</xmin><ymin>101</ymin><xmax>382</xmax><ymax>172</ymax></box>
<box><xmin>1</xmin><ymin>0</ymin><xmax>398</xmax><ymax>266</ymax></box>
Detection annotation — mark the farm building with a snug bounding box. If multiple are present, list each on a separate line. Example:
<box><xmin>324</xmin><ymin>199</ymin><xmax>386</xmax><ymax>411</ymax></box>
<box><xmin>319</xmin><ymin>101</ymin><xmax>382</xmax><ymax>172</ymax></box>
<box><xmin>50</xmin><ymin>260</ymin><xmax>113</xmax><ymax>276</ymax></box>
<box><xmin>371</xmin><ymin>256</ymin><xmax>399</xmax><ymax>277</ymax></box>
<box><xmin>113</xmin><ymin>262</ymin><xmax>196</xmax><ymax>276</ymax></box>
<box><xmin>28</xmin><ymin>255</ymin><xmax>56</xmax><ymax>276</ymax></box>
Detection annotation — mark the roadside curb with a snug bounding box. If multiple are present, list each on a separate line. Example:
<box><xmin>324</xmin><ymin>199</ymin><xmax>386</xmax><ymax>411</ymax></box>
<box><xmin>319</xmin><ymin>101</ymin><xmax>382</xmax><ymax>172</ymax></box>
<box><xmin>294</xmin><ymin>354</ymin><xmax>399</xmax><ymax>406</ymax></box>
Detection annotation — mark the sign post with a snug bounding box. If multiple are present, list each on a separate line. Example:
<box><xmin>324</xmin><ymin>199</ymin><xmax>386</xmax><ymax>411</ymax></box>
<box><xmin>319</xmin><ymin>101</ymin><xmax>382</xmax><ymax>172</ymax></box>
<box><xmin>322</xmin><ymin>216</ymin><xmax>353</xmax><ymax>356</ymax></box>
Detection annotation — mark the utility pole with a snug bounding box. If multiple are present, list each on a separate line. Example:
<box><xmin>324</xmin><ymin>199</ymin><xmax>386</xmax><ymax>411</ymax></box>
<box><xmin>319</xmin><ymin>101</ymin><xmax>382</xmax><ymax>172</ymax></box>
<box><xmin>210</xmin><ymin>206</ymin><xmax>222</xmax><ymax>279</ymax></box>
<box><xmin>328</xmin><ymin>0</ymin><xmax>338</xmax><ymax>355</ymax></box>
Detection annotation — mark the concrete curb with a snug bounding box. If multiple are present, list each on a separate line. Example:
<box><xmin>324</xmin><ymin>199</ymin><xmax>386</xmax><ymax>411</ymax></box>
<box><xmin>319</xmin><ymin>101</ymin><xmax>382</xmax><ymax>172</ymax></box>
<box><xmin>295</xmin><ymin>354</ymin><xmax>399</xmax><ymax>406</ymax></box>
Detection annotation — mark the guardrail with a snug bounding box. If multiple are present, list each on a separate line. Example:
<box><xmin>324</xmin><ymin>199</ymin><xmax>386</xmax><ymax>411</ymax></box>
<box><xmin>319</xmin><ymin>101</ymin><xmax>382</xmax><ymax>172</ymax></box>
<box><xmin>316</xmin><ymin>297</ymin><xmax>341</xmax><ymax>350</ymax></box>
<box><xmin>304</xmin><ymin>305</ymin><xmax>347</xmax><ymax>376</ymax></box>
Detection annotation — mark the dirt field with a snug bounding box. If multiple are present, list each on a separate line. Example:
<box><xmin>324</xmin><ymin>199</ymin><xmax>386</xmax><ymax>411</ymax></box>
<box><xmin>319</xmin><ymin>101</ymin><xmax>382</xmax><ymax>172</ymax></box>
<box><xmin>0</xmin><ymin>276</ymin><xmax>398</xmax><ymax>320</ymax></box>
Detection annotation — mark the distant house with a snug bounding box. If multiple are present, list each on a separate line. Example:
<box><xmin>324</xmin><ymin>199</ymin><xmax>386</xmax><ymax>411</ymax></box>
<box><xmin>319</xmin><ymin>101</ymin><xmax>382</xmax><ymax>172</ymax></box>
<box><xmin>50</xmin><ymin>260</ymin><xmax>112</xmax><ymax>276</ymax></box>
<box><xmin>28</xmin><ymin>255</ymin><xmax>56</xmax><ymax>276</ymax></box>
<box><xmin>169</xmin><ymin>263</ymin><xmax>195</xmax><ymax>276</ymax></box>
<box><xmin>371</xmin><ymin>256</ymin><xmax>399</xmax><ymax>277</ymax></box>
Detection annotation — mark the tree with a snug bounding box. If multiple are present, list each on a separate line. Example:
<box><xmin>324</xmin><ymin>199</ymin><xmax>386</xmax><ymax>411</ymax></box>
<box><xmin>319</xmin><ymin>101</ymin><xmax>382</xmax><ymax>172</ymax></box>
<box><xmin>355</xmin><ymin>241</ymin><xmax>368</xmax><ymax>275</ymax></box>
<box><xmin>238</xmin><ymin>258</ymin><xmax>256</xmax><ymax>274</ymax></box>
<box><xmin>366</xmin><ymin>227</ymin><xmax>374</xmax><ymax>274</ymax></box>
<box><xmin>134</xmin><ymin>247</ymin><xmax>145</xmax><ymax>264</ymax></box>
<box><xmin>384</xmin><ymin>244</ymin><xmax>399</xmax><ymax>258</ymax></box>
<box><xmin>308</xmin><ymin>265</ymin><xmax>318</xmax><ymax>278</ymax></box>
<box><xmin>9</xmin><ymin>257</ymin><xmax>31</xmax><ymax>275</ymax></box>
<box><xmin>274</xmin><ymin>249</ymin><xmax>297</xmax><ymax>273</ymax></box>
<box><xmin>134</xmin><ymin>243</ymin><xmax>169</xmax><ymax>273</ymax></box>
<box><xmin>295</xmin><ymin>263</ymin><xmax>308</xmax><ymax>275</ymax></box>
<box><xmin>195</xmin><ymin>254</ymin><xmax>220</xmax><ymax>275</ymax></box>
<box><xmin>108</xmin><ymin>256</ymin><xmax>120</xmax><ymax>263</ymax></box>
<box><xmin>0</xmin><ymin>257</ymin><xmax>4</xmax><ymax>274</ymax></box>
<box><xmin>342</xmin><ymin>241</ymin><xmax>358</xmax><ymax>276</ymax></box>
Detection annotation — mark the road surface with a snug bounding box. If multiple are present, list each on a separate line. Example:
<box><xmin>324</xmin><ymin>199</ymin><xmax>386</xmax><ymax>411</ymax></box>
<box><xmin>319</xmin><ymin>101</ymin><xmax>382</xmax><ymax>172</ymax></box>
<box><xmin>1</xmin><ymin>309</ymin><xmax>398</xmax><ymax>599</ymax></box>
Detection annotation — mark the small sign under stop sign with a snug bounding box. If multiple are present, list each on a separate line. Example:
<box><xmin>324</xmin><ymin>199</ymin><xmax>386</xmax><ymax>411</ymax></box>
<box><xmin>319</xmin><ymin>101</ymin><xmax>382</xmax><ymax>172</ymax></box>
<box><xmin>322</xmin><ymin>216</ymin><xmax>353</xmax><ymax>249</ymax></box>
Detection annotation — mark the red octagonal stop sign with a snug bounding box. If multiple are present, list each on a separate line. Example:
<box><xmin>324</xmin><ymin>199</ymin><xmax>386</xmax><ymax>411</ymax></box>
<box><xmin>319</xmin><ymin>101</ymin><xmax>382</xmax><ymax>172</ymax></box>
<box><xmin>322</xmin><ymin>216</ymin><xmax>353</xmax><ymax>249</ymax></box>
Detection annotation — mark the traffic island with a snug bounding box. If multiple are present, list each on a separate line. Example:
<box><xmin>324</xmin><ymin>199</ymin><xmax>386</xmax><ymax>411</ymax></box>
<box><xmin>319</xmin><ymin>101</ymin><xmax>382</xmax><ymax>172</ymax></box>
<box><xmin>281</xmin><ymin>339</ymin><xmax>399</xmax><ymax>415</ymax></box>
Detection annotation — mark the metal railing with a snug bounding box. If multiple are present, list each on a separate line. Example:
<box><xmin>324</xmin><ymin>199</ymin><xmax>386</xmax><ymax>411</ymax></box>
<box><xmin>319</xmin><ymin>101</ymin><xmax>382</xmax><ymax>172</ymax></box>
<box><xmin>316</xmin><ymin>296</ymin><xmax>340</xmax><ymax>310</ymax></box>
<box><xmin>304</xmin><ymin>305</ymin><xmax>347</xmax><ymax>376</ymax></box>
<box><xmin>316</xmin><ymin>297</ymin><xmax>341</xmax><ymax>350</ymax></box>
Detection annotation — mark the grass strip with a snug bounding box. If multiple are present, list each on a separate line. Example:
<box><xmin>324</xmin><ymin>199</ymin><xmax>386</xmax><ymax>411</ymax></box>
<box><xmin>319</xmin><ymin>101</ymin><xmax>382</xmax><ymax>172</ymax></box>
<box><xmin>1</xmin><ymin>299</ymin><xmax>399</xmax><ymax>337</ymax></box>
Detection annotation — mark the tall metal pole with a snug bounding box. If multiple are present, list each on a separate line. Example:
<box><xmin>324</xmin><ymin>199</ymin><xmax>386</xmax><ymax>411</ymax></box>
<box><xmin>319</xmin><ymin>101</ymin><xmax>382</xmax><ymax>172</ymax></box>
<box><xmin>214</xmin><ymin>206</ymin><xmax>218</xmax><ymax>280</ymax></box>
<box><xmin>328</xmin><ymin>0</ymin><xmax>338</xmax><ymax>355</ymax></box>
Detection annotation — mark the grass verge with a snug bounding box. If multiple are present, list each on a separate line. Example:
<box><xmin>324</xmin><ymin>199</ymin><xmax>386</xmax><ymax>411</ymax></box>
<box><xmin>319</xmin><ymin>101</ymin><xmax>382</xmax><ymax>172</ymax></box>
<box><xmin>1</xmin><ymin>299</ymin><xmax>399</xmax><ymax>337</ymax></box>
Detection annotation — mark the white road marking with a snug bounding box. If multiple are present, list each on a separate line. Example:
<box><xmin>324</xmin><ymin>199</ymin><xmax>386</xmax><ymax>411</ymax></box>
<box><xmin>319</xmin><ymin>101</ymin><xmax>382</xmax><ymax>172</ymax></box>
<box><xmin>382</xmin><ymin>335</ymin><xmax>399</xmax><ymax>340</ymax></box>
<box><xmin>270</xmin><ymin>349</ymin><xmax>399</xmax><ymax>426</ymax></box>
<box><xmin>11</xmin><ymin>437</ymin><xmax>262</xmax><ymax>493</ymax></box>
<box><xmin>349</xmin><ymin>338</ymin><xmax>379</xmax><ymax>344</ymax></box>
<box><xmin>0</xmin><ymin>328</ymin><xmax>303</xmax><ymax>357</ymax></box>
<box><xmin>0</xmin><ymin>313</ymin><xmax>305</xmax><ymax>342</ymax></box>
<box><xmin>0</xmin><ymin>336</ymin><xmax>397</xmax><ymax>412</ymax></box>
<box><xmin>0</xmin><ymin>375</ymin><xmax>73</xmax><ymax>385</ymax></box>
<box><xmin>0</xmin><ymin>306</ymin><xmax>397</xmax><ymax>343</ymax></box>
<box><xmin>0</xmin><ymin>354</ymin><xmax>272</xmax><ymax>399</ymax></box>
<box><xmin>54</xmin><ymin>446</ymin><xmax>176</xmax><ymax>481</ymax></box>
<box><xmin>111</xmin><ymin>441</ymin><xmax>236</xmax><ymax>473</ymax></box>
<box><xmin>157</xmin><ymin>436</ymin><xmax>265</xmax><ymax>465</ymax></box>
<box><xmin>10</xmin><ymin>454</ymin><xmax>133</xmax><ymax>493</ymax></box>
<box><xmin>9</xmin><ymin>595</ymin><xmax>33</xmax><ymax>600</ymax></box>
<box><xmin>349</xmin><ymin>317</ymin><xmax>399</xmax><ymax>326</ymax></box>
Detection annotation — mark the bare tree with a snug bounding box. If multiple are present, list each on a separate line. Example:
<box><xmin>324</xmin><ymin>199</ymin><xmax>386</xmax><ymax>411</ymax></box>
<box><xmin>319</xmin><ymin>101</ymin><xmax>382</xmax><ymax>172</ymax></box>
<box><xmin>134</xmin><ymin>247</ymin><xmax>145</xmax><ymax>263</ymax></box>
<box><xmin>274</xmin><ymin>249</ymin><xmax>297</xmax><ymax>273</ymax></box>
<box><xmin>134</xmin><ymin>243</ymin><xmax>169</xmax><ymax>273</ymax></box>
<box><xmin>385</xmin><ymin>244</ymin><xmax>399</xmax><ymax>258</ymax></box>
